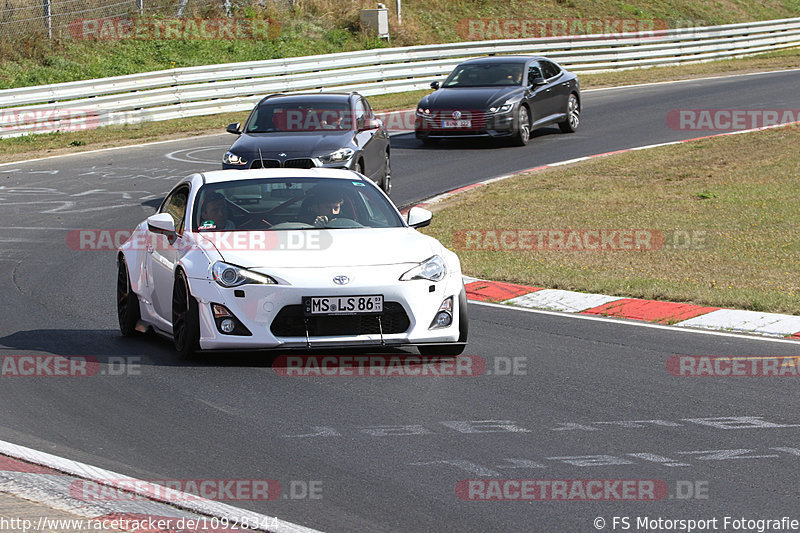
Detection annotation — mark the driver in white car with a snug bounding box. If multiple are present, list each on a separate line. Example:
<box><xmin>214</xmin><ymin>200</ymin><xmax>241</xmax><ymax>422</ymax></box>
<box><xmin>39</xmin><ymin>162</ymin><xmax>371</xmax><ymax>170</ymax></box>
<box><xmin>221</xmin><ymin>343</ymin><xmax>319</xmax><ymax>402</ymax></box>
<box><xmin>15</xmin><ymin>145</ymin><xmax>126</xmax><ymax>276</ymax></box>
<box><xmin>199</xmin><ymin>192</ymin><xmax>236</xmax><ymax>230</ymax></box>
<box><xmin>301</xmin><ymin>187</ymin><xmax>345</xmax><ymax>227</ymax></box>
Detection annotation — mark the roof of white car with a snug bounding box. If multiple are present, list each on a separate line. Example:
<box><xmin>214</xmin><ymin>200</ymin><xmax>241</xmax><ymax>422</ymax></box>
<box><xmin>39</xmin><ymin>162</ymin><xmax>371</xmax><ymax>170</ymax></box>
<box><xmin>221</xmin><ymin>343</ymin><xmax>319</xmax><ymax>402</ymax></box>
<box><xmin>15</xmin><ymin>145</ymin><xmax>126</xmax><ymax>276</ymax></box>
<box><xmin>200</xmin><ymin>168</ymin><xmax>365</xmax><ymax>184</ymax></box>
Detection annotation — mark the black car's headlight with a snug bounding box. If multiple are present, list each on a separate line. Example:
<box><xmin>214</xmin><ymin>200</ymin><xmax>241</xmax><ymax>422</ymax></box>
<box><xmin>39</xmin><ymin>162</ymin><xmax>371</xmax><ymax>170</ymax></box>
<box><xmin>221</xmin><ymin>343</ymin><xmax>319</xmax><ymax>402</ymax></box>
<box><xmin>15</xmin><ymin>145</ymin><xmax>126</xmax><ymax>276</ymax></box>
<box><xmin>318</xmin><ymin>148</ymin><xmax>354</xmax><ymax>164</ymax></box>
<box><xmin>212</xmin><ymin>262</ymin><xmax>277</xmax><ymax>288</ymax></box>
<box><xmin>222</xmin><ymin>151</ymin><xmax>248</xmax><ymax>166</ymax></box>
<box><xmin>416</xmin><ymin>107</ymin><xmax>431</xmax><ymax>116</ymax></box>
<box><xmin>400</xmin><ymin>255</ymin><xmax>447</xmax><ymax>282</ymax></box>
<box><xmin>489</xmin><ymin>103</ymin><xmax>513</xmax><ymax>113</ymax></box>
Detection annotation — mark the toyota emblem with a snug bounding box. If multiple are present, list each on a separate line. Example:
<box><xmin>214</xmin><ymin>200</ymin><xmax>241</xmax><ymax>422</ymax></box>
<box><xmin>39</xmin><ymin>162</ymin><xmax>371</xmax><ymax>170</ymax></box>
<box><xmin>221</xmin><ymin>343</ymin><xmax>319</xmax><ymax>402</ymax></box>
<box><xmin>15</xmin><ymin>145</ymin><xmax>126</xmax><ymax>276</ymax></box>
<box><xmin>333</xmin><ymin>275</ymin><xmax>350</xmax><ymax>285</ymax></box>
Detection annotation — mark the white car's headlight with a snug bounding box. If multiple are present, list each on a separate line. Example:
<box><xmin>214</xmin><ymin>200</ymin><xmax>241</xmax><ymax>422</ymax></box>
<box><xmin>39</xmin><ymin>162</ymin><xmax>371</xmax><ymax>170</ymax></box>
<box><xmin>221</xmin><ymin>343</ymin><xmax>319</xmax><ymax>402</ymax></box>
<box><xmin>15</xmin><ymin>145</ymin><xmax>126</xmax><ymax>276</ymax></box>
<box><xmin>223</xmin><ymin>151</ymin><xmax>248</xmax><ymax>166</ymax></box>
<box><xmin>318</xmin><ymin>148</ymin><xmax>354</xmax><ymax>164</ymax></box>
<box><xmin>212</xmin><ymin>262</ymin><xmax>277</xmax><ymax>288</ymax></box>
<box><xmin>400</xmin><ymin>255</ymin><xmax>447</xmax><ymax>282</ymax></box>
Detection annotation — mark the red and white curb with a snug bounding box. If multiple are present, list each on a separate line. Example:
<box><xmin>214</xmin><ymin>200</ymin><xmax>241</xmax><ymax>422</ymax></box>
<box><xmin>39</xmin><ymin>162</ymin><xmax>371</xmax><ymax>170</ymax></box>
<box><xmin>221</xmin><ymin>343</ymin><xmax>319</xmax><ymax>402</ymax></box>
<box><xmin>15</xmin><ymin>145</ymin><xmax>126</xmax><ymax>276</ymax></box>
<box><xmin>402</xmin><ymin>122</ymin><xmax>800</xmax><ymax>341</ymax></box>
<box><xmin>0</xmin><ymin>439</ymin><xmax>321</xmax><ymax>533</ymax></box>
<box><xmin>462</xmin><ymin>277</ymin><xmax>800</xmax><ymax>339</ymax></box>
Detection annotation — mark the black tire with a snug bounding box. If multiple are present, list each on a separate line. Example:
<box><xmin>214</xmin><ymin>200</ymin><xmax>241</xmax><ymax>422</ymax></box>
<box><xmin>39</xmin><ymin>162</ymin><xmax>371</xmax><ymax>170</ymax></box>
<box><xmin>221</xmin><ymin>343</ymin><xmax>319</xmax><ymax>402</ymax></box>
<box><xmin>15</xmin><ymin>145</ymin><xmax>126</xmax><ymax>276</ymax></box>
<box><xmin>172</xmin><ymin>269</ymin><xmax>200</xmax><ymax>358</ymax></box>
<box><xmin>117</xmin><ymin>257</ymin><xmax>140</xmax><ymax>337</ymax></box>
<box><xmin>381</xmin><ymin>151</ymin><xmax>392</xmax><ymax>195</ymax></box>
<box><xmin>418</xmin><ymin>289</ymin><xmax>468</xmax><ymax>356</ymax></box>
<box><xmin>511</xmin><ymin>105</ymin><xmax>531</xmax><ymax>146</ymax></box>
<box><xmin>355</xmin><ymin>160</ymin><xmax>365</xmax><ymax>175</ymax></box>
<box><xmin>558</xmin><ymin>93</ymin><xmax>580</xmax><ymax>133</ymax></box>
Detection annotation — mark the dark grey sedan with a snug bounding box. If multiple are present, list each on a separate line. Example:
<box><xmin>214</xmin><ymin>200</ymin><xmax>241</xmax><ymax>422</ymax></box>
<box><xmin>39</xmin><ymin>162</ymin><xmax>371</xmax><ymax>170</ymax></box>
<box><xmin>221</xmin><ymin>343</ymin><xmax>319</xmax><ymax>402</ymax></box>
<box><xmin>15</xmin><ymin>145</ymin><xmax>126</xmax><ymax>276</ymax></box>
<box><xmin>415</xmin><ymin>56</ymin><xmax>580</xmax><ymax>146</ymax></box>
<box><xmin>223</xmin><ymin>93</ymin><xmax>392</xmax><ymax>194</ymax></box>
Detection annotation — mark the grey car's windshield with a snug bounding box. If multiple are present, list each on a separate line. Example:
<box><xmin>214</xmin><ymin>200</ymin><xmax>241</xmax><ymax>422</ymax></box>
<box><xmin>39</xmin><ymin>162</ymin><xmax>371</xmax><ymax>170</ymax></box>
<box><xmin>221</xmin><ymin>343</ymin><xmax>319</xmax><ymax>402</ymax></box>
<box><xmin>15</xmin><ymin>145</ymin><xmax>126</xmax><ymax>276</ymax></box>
<box><xmin>245</xmin><ymin>101</ymin><xmax>353</xmax><ymax>133</ymax></box>
<box><xmin>194</xmin><ymin>177</ymin><xmax>403</xmax><ymax>231</ymax></box>
<box><xmin>442</xmin><ymin>63</ymin><xmax>525</xmax><ymax>87</ymax></box>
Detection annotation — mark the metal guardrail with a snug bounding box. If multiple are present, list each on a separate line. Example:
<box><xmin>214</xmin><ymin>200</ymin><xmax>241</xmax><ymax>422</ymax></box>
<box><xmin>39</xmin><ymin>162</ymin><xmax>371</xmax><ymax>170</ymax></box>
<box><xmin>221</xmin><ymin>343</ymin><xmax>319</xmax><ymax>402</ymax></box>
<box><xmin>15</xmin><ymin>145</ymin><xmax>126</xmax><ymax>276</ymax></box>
<box><xmin>2</xmin><ymin>17</ymin><xmax>799</xmax><ymax>137</ymax></box>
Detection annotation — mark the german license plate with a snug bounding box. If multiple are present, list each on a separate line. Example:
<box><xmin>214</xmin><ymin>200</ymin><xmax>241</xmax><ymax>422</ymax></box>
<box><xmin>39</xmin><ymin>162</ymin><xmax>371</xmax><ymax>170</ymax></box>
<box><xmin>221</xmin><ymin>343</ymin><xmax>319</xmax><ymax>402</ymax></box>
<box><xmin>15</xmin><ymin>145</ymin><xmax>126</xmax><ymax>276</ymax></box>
<box><xmin>442</xmin><ymin>119</ymin><xmax>471</xmax><ymax>128</ymax></box>
<box><xmin>303</xmin><ymin>295</ymin><xmax>383</xmax><ymax>315</ymax></box>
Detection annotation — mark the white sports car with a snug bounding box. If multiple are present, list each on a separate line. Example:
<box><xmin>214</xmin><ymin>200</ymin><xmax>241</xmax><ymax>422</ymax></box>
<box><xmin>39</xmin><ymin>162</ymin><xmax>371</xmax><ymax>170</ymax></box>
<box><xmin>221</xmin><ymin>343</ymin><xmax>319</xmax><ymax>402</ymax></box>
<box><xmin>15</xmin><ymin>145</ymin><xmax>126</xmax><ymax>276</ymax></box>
<box><xmin>117</xmin><ymin>168</ymin><xmax>467</xmax><ymax>357</ymax></box>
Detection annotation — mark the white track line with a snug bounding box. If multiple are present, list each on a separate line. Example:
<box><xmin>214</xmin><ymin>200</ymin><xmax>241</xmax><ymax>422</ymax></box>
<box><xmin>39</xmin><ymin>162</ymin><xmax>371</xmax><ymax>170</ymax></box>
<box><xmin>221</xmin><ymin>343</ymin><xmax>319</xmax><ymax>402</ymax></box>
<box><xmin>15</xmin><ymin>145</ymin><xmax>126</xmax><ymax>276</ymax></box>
<box><xmin>0</xmin><ymin>439</ymin><xmax>322</xmax><ymax>533</ymax></box>
<box><xmin>471</xmin><ymin>300</ymin><xmax>800</xmax><ymax>346</ymax></box>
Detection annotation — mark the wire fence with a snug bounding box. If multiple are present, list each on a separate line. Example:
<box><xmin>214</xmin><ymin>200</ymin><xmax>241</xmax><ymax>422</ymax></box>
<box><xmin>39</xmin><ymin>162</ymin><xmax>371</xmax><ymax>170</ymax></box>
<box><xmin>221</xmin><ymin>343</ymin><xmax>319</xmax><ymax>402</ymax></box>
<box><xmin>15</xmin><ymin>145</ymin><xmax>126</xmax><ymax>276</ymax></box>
<box><xmin>0</xmin><ymin>0</ymin><xmax>291</xmax><ymax>40</ymax></box>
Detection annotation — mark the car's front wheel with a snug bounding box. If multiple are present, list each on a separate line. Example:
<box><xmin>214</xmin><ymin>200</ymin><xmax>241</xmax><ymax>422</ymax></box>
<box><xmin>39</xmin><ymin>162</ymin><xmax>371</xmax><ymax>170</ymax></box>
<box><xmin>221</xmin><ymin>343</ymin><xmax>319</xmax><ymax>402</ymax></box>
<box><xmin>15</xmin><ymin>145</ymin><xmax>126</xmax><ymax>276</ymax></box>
<box><xmin>172</xmin><ymin>269</ymin><xmax>200</xmax><ymax>358</ymax></box>
<box><xmin>117</xmin><ymin>257</ymin><xmax>140</xmax><ymax>337</ymax></box>
<box><xmin>511</xmin><ymin>105</ymin><xmax>531</xmax><ymax>146</ymax></box>
<box><xmin>381</xmin><ymin>151</ymin><xmax>392</xmax><ymax>195</ymax></box>
<box><xmin>559</xmin><ymin>93</ymin><xmax>580</xmax><ymax>133</ymax></box>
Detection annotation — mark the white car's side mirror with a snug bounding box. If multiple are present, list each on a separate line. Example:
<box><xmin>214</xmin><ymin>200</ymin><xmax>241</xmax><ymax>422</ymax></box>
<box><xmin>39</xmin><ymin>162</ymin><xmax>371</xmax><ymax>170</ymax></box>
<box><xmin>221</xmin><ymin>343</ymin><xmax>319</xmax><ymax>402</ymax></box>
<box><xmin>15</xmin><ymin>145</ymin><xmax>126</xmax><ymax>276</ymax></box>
<box><xmin>407</xmin><ymin>207</ymin><xmax>432</xmax><ymax>229</ymax></box>
<box><xmin>147</xmin><ymin>213</ymin><xmax>176</xmax><ymax>235</ymax></box>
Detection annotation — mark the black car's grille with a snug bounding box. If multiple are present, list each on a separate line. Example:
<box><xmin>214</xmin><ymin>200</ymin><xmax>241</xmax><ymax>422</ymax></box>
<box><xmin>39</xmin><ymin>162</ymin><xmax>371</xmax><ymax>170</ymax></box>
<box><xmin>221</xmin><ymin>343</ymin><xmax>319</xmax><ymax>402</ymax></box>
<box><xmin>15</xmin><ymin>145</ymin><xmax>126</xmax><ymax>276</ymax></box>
<box><xmin>429</xmin><ymin>110</ymin><xmax>489</xmax><ymax>130</ymax></box>
<box><xmin>284</xmin><ymin>158</ymin><xmax>315</xmax><ymax>169</ymax></box>
<box><xmin>250</xmin><ymin>159</ymin><xmax>281</xmax><ymax>169</ymax></box>
<box><xmin>270</xmin><ymin>302</ymin><xmax>410</xmax><ymax>337</ymax></box>
<box><xmin>249</xmin><ymin>158</ymin><xmax>316</xmax><ymax>169</ymax></box>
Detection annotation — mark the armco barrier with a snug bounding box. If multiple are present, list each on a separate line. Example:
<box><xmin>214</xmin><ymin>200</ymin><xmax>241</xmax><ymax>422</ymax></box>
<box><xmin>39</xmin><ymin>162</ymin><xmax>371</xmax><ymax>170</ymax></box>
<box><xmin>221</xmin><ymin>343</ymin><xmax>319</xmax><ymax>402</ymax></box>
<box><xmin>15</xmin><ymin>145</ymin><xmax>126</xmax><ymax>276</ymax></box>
<box><xmin>1</xmin><ymin>18</ymin><xmax>799</xmax><ymax>137</ymax></box>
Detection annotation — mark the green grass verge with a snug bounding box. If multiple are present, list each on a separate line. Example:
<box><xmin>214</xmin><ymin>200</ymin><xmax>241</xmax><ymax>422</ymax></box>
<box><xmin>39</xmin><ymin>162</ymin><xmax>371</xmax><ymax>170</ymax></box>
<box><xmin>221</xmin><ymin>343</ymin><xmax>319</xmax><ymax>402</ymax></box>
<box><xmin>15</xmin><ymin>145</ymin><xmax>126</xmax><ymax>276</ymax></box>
<box><xmin>420</xmin><ymin>125</ymin><xmax>800</xmax><ymax>315</ymax></box>
<box><xmin>3</xmin><ymin>0</ymin><xmax>800</xmax><ymax>88</ymax></box>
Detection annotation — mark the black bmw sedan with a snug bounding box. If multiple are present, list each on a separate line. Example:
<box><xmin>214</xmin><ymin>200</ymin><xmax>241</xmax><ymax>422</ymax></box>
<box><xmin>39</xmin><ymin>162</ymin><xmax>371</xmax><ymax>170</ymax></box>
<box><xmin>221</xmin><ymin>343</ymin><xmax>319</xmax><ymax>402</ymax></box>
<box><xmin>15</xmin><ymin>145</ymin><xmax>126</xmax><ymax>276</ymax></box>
<box><xmin>415</xmin><ymin>56</ymin><xmax>580</xmax><ymax>146</ymax></box>
<box><xmin>223</xmin><ymin>92</ymin><xmax>392</xmax><ymax>194</ymax></box>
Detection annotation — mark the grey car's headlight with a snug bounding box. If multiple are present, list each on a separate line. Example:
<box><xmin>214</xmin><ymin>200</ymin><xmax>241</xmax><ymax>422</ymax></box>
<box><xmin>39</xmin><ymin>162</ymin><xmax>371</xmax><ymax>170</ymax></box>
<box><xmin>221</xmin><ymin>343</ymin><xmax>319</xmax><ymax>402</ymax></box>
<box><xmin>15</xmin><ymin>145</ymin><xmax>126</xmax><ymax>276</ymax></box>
<box><xmin>223</xmin><ymin>151</ymin><xmax>248</xmax><ymax>166</ymax></box>
<box><xmin>489</xmin><ymin>103</ymin><xmax>513</xmax><ymax>113</ymax></box>
<box><xmin>400</xmin><ymin>255</ymin><xmax>447</xmax><ymax>282</ymax></box>
<box><xmin>318</xmin><ymin>148</ymin><xmax>354</xmax><ymax>164</ymax></box>
<box><xmin>212</xmin><ymin>262</ymin><xmax>276</xmax><ymax>288</ymax></box>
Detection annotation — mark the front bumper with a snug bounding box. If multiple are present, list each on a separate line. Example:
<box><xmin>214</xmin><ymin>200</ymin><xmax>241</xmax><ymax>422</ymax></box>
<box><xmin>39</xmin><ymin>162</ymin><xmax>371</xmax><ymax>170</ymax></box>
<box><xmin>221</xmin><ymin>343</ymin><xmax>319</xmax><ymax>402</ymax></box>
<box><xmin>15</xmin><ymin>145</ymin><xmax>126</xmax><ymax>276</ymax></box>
<box><xmin>222</xmin><ymin>155</ymin><xmax>356</xmax><ymax>171</ymax></box>
<box><xmin>414</xmin><ymin>110</ymin><xmax>516</xmax><ymax>139</ymax></box>
<box><xmin>187</xmin><ymin>264</ymin><xmax>464</xmax><ymax>350</ymax></box>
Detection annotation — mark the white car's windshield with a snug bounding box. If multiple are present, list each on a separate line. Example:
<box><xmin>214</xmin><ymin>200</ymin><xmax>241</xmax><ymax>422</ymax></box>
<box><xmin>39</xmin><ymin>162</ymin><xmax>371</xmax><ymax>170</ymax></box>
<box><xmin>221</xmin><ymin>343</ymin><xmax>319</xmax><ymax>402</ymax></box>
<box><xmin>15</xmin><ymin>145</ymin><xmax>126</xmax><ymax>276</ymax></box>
<box><xmin>193</xmin><ymin>177</ymin><xmax>403</xmax><ymax>231</ymax></box>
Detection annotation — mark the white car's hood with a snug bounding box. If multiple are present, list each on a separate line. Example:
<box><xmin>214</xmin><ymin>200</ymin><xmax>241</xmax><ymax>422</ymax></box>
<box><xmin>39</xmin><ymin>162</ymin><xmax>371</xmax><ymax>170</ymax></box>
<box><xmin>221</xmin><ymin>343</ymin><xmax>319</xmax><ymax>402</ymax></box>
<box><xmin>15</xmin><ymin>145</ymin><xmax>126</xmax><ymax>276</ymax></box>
<box><xmin>197</xmin><ymin>227</ymin><xmax>440</xmax><ymax>269</ymax></box>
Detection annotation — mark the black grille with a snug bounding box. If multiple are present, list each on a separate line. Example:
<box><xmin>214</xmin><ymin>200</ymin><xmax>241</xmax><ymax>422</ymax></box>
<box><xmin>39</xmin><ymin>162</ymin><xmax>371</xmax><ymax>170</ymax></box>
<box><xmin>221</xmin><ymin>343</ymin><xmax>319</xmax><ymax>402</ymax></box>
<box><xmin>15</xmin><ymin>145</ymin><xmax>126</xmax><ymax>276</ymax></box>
<box><xmin>250</xmin><ymin>159</ymin><xmax>280</xmax><ymax>169</ymax></box>
<box><xmin>430</xmin><ymin>110</ymin><xmax>488</xmax><ymax>130</ymax></box>
<box><xmin>284</xmin><ymin>158</ymin><xmax>315</xmax><ymax>169</ymax></box>
<box><xmin>270</xmin><ymin>302</ymin><xmax>410</xmax><ymax>337</ymax></box>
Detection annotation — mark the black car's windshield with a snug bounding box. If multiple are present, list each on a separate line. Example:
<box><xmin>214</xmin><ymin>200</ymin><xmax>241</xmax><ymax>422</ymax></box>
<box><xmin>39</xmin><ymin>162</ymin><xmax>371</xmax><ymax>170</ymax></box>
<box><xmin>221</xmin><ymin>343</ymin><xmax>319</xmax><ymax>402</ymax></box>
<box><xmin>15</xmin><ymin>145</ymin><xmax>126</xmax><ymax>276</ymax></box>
<box><xmin>194</xmin><ymin>177</ymin><xmax>403</xmax><ymax>231</ymax></box>
<box><xmin>245</xmin><ymin>101</ymin><xmax>353</xmax><ymax>133</ymax></box>
<box><xmin>442</xmin><ymin>63</ymin><xmax>525</xmax><ymax>88</ymax></box>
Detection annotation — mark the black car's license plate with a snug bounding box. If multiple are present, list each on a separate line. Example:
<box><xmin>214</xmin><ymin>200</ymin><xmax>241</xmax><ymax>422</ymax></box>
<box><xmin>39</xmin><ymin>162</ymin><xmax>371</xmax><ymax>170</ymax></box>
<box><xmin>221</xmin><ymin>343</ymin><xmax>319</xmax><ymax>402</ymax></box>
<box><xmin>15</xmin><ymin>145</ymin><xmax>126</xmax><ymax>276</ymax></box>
<box><xmin>303</xmin><ymin>295</ymin><xmax>384</xmax><ymax>316</ymax></box>
<box><xmin>442</xmin><ymin>119</ymin><xmax>472</xmax><ymax>128</ymax></box>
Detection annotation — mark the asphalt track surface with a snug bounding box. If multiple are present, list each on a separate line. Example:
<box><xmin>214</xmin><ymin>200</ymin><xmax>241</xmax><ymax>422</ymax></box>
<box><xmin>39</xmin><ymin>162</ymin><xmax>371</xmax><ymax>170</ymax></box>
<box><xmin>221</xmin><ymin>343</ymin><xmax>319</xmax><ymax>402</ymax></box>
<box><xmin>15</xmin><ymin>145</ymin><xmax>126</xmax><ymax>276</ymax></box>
<box><xmin>1</xmin><ymin>69</ymin><xmax>800</xmax><ymax>532</ymax></box>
